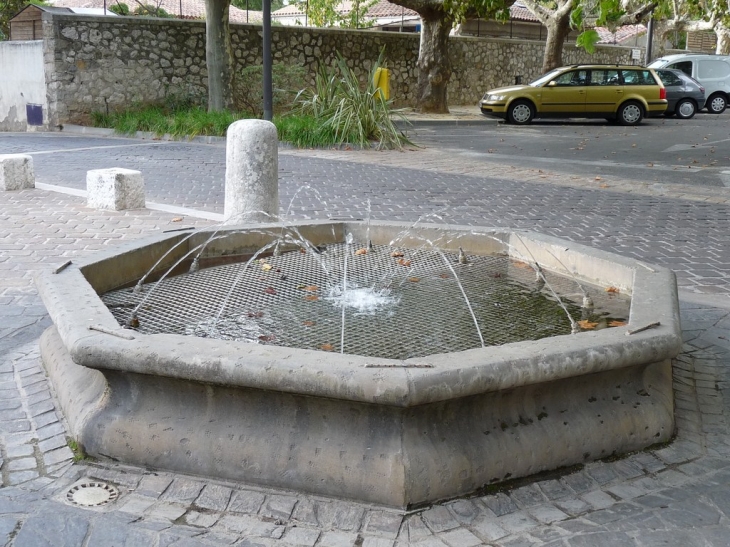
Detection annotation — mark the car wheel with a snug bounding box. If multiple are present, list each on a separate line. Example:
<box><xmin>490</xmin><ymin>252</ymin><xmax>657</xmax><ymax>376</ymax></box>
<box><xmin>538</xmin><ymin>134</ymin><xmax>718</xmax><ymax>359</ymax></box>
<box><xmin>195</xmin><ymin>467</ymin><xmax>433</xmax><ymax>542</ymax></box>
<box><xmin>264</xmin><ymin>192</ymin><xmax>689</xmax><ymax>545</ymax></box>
<box><xmin>675</xmin><ymin>98</ymin><xmax>696</xmax><ymax>119</ymax></box>
<box><xmin>706</xmin><ymin>93</ymin><xmax>727</xmax><ymax>114</ymax></box>
<box><xmin>507</xmin><ymin>100</ymin><xmax>534</xmax><ymax>125</ymax></box>
<box><xmin>617</xmin><ymin>101</ymin><xmax>643</xmax><ymax>125</ymax></box>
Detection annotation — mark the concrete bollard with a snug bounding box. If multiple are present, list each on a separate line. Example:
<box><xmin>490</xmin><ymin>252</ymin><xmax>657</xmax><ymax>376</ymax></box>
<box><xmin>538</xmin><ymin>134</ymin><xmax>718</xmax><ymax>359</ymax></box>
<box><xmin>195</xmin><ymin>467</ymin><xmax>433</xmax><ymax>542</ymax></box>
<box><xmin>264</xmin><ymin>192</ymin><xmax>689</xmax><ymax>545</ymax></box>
<box><xmin>86</xmin><ymin>168</ymin><xmax>146</xmax><ymax>211</ymax></box>
<box><xmin>0</xmin><ymin>154</ymin><xmax>35</xmax><ymax>191</ymax></box>
<box><xmin>224</xmin><ymin>120</ymin><xmax>278</xmax><ymax>224</ymax></box>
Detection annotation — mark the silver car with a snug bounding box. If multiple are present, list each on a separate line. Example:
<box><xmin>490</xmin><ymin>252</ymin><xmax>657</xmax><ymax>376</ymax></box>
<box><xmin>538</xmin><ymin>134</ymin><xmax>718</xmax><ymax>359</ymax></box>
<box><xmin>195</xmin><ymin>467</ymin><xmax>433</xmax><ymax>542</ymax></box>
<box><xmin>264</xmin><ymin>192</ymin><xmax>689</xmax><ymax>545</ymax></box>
<box><xmin>649</xmin><ymin>54</ymin><xmax>730</xmax><ymax>114</ymax></box>
<box><xmin>656</xmin><ymin>68</ymin><xmax>706</xmax><ymax>119</ymax></box>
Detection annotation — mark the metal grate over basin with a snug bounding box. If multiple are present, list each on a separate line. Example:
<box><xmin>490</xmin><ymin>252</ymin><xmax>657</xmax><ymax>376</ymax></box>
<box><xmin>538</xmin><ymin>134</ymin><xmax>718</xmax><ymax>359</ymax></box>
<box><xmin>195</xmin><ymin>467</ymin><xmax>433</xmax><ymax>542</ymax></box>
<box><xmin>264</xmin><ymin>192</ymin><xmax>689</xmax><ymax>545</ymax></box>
<box><xmin>102</xmin><ymin>242</ymin><xmax>630</xmax><ymax>360</ymax></box>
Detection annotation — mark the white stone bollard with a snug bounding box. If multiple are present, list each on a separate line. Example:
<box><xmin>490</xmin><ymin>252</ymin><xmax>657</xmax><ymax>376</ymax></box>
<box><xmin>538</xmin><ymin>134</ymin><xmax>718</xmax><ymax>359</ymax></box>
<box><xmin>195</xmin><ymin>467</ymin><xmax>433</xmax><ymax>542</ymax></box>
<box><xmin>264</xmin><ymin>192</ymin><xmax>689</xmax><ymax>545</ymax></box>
<box><xmin>86</xmin><ymin>168</ymin><xmax>146</xmax><ymax>211</ymax></box>
<box><xmin>0</xmin><ymin>154</ymin><xmax>35</xmax><ymax>191</ymax></box>
<box><xmin>224</xmin><ymin>120</ymin><xmax>278</xmax><ymax>224</ymax></box>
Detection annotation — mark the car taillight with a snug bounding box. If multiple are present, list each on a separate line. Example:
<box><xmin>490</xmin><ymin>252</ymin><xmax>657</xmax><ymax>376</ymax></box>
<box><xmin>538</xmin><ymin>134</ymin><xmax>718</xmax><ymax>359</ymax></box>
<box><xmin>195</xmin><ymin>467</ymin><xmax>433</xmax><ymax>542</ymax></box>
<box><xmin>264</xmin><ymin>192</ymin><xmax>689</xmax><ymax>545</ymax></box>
<box><xmin>659</xmin><ymin>87</ymin><xmax>666</xmax><ymax>100</ymax></box>
<box><xmin>700</xmin><ymin>86</ymin><xmax>705</xmax><ymax>93</ymax></box>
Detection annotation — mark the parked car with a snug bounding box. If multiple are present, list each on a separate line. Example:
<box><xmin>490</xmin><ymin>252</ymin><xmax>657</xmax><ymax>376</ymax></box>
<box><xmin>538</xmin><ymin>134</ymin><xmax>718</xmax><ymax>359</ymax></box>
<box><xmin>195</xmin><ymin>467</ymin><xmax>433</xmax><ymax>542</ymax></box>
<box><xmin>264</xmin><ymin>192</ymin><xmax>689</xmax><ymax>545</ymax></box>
<box><xmin>648</xmin><ymin>54</ymin><xmax>730</xmax><ymax>114</ymax></box>
<box><xmin>480</xmin><ymin>65</ymin><xmax>667</xmax><ymax>125</ymax></box>
<box><xmin>655</xmin><ymin>68</ymin><xmax>705</xmax><ymax>119</ymax></box>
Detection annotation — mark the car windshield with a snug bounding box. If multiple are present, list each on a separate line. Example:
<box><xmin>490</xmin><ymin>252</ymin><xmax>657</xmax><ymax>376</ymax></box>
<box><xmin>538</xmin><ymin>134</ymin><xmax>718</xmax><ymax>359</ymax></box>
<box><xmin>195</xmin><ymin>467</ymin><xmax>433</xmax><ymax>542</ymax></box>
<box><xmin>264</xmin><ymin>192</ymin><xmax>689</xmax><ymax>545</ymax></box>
<box><xmin>530</xmin><ymin>69</ymin><xmax>563</xmax><ymax>87</ymax></box>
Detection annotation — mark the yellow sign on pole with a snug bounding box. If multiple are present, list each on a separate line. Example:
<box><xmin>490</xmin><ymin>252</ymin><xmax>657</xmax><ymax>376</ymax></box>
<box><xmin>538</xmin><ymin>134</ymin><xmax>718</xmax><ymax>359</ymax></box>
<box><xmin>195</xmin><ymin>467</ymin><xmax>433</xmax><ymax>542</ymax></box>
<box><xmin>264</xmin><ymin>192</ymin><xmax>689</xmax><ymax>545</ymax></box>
<box><xmin>373</xmin><ymin>67</ymin><xmax>390</xmax><ymax>100</ymax></box>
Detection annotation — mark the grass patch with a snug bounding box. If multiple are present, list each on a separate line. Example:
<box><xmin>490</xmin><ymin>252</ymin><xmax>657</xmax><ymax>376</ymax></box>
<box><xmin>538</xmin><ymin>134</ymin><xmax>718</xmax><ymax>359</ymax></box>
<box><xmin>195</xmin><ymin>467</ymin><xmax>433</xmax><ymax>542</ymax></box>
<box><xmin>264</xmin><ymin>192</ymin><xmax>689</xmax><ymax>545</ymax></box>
<box><xmin>91</xmin><ymin>106</ymin><xmax>250</xmax><ymax>138</ymax></box>
<box><xmin>66</xmin><ymin>437</ymin><xmax>87</xmax><ymax>462</ymax></box>
<box><xmin>274</xmin><ymin>114</ymin><xmax>354</xmax><ymax>148</ymax></box>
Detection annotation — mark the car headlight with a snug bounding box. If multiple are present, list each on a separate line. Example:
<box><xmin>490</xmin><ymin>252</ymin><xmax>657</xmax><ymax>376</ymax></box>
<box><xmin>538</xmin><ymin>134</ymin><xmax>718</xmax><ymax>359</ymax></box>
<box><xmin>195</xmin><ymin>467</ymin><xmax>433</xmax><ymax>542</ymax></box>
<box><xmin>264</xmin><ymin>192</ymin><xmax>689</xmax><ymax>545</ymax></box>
<box><xmin>483</xmin><ymin>94</ymin><xmax>505</xmax><ymax>102</ymax></box>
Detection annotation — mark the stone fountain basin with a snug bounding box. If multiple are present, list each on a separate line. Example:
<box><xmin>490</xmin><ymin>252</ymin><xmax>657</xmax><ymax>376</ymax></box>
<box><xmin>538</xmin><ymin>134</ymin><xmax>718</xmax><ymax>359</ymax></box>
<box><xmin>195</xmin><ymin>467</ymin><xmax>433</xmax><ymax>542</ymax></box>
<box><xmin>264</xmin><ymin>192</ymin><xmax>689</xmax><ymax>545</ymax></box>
<box><xmin>36</xmin><ymin>221</ymin><xmax>682</xmax><ymax>509</ymax></box>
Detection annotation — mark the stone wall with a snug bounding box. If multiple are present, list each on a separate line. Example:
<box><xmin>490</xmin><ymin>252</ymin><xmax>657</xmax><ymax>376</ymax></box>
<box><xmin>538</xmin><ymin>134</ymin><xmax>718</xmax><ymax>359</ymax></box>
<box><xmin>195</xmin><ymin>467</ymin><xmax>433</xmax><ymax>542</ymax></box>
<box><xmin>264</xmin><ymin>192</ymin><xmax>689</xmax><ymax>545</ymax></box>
<box><xmin>42</xmin><ymin>12</ymin><xmax>637</xmax><ymax>125</ymax></box>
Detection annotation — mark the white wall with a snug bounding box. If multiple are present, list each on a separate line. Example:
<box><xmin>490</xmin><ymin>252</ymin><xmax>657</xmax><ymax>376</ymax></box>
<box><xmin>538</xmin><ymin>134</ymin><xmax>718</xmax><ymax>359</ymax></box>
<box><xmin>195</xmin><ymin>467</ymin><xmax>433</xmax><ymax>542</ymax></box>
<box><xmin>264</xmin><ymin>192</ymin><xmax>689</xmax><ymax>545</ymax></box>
<box><xmin>0</xmin><ymin>40</ymin><xmax>47</xmax><ymax>131</ymax></box>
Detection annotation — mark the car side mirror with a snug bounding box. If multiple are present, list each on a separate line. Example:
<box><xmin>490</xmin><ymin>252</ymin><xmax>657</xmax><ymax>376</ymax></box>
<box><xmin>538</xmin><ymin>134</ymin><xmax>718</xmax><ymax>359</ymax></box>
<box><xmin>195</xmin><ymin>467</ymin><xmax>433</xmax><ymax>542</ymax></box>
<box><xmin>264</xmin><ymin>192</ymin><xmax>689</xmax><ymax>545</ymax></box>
<box><xmin>547</xmin><ymin>81</ymin><xmax>557</xmax><ymax>87</ymax></box>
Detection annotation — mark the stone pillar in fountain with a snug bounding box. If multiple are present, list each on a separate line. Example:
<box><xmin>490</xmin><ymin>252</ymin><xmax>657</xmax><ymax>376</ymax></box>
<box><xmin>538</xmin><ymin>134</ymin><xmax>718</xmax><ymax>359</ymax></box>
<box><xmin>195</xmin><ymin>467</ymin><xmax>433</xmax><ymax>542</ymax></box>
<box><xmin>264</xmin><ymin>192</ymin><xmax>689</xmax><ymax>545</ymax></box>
<box><xmin>224</xmin><ymin>120</ymin><xmax>278</xmax><ymax>224</ymax></box>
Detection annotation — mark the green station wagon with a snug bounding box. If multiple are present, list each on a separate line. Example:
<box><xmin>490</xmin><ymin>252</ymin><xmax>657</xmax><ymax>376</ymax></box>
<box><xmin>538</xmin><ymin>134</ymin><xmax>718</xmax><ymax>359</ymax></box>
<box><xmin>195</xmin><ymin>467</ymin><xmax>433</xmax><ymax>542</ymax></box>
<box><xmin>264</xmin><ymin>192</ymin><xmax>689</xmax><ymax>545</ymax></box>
<box><xmin>480</xmin><ymin>64</ymin><xmax>668</xmax><ymax>125</ymax></box>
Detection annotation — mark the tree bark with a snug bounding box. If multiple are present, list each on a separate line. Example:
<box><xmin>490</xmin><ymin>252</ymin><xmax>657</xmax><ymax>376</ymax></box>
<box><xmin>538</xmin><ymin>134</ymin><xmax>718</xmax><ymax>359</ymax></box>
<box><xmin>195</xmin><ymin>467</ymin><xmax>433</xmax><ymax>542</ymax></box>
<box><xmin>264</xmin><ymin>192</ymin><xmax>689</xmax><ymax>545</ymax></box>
<box><xmin>205</xmin><ymin>0</ymin><xmax>234</xmax><ymax>112</ymax></box>
<box><xmin>414</xmin><ymin>8</ymin><xmax>453</xmax><ymax>113</ymax></box>
<box><xmin>541</xmin><ymin>12</ymin><xmax>571</xmax><ymax>73</ymax></box>
<box><xmin>716</xmin><ymin>25</ymin><xmax>730</xmax><ymax>55</ymax></box>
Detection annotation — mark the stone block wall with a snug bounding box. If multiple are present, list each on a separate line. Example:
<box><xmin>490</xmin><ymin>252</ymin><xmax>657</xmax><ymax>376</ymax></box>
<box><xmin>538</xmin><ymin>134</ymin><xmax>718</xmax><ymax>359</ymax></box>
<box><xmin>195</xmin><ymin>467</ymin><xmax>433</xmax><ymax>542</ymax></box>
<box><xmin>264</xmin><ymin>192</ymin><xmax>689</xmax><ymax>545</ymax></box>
<box><xmin>41</xmin><ymin>13</ymin><xmax>637</xmax><ymax>126</ymax></box>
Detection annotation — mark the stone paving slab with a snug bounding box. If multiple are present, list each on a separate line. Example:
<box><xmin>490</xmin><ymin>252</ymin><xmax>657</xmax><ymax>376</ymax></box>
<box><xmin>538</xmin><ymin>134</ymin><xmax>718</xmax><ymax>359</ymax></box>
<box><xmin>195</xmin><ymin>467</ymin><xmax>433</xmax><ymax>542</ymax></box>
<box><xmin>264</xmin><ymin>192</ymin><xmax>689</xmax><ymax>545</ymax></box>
<box><xmin>0</xmin><ymin>135</ymin><xmax>729</xmax><ymax>544</ymax></box>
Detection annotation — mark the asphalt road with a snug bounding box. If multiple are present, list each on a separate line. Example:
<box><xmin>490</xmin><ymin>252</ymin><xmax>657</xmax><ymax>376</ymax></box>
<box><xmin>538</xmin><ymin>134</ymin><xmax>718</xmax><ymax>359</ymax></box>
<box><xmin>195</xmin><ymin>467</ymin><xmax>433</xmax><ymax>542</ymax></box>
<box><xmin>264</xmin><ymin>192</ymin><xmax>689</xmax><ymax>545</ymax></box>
<box><xmin>408</xmin><ymin>111</ymin><xmax>730</xmax><ymax>188</ymax></box>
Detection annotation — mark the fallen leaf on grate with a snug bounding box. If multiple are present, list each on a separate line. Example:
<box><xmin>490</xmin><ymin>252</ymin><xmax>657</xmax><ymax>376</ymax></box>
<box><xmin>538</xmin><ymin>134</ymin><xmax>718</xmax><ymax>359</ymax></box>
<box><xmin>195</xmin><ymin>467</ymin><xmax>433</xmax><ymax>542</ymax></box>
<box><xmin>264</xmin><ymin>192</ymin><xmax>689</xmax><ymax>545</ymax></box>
<box><xmin>390</xmin><ymin>251</ymin><xmax>404</xmax><ymax>258</ymax></box>
<box><xmin>305</xmin><ymin>295</ymin><xmax>319</xmax><ymax>301</ymax></box>
<box><xmin>355</xmin><ymin>248</ymin><xmax>368</xmax><ymax>255</ymax></box>
<box><xmin>577</xmin><ymin>320</ymin><xmax>598</xmax><ymax>330</ymax></box>
<box><xmin>264</xmin><ymin>287</ymin><xmax>277</xmax><ymax>295</ymax></box>
<box><xmin>609</xmin><ymin>320</ymin><xmax>627</xmax><ymax>327</ymax></box>
<box><xmin>605</xmin><ymin>286</ymin><xmax>620</xmax><ymax>294</ymax></box>
<box><xmin>320</xmin><ymin>343</ymin><xmax>335</xmax><ymax>352</ymax></box>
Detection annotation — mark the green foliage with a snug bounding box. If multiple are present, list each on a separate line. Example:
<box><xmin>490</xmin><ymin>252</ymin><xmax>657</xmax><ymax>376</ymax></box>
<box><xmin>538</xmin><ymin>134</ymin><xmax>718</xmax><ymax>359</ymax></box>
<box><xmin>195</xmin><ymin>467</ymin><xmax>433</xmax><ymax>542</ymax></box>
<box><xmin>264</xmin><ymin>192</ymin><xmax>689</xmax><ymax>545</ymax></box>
<box><xmin>109</xmin><ymin>2</ymin><xmax>130</xmax><ymax>15</ymax></box>
<box><xmin>443</xmin><ymin>0</ymin><xmax>512</xmax><ymax>25</ymax></box>
<box><xmin>291</xmin><ymin>51</ymin><xmax>411</xmax><ymax>150</ymax></box>
<box><xmin>295</xmin><ymin>0</ymin><xmax>340</xmax><ymax>26</ymax></box>
<box><xmin>274</xmin><ymin>114</ymin><xmax>346</xmax><ymax>147</ymax></box>
<box><xmin>234</xmin><ymin>63</ymin><xmax>306</xmax><ymax>117</ymax></box>
<box><xmin>231</xmin><ymin>0</ymin><xmax>285</xmax><ymax>11</ymax></box>
<box><xmin>91</xmin><ymin>102</ymin><xmax>250</xmax><ymax>138</ymax></box>
<box><xmin>575</xmin><ymin>29</ymin><xmax>600</xmax><ymax>52</ymax></box>
<box><xmin>132</xmin><ymin>3</ymin><xmax>172</xmax><ymax>17</ymax></box>
<box><xmin>291</xmin><ymin>0</ymin><xmax>376</xmax><ymax>27</ymax></box>
<box><xmin>339</xmin><ymin>0</ymin><xmax>377</xmax><ymax>28</ymax></box>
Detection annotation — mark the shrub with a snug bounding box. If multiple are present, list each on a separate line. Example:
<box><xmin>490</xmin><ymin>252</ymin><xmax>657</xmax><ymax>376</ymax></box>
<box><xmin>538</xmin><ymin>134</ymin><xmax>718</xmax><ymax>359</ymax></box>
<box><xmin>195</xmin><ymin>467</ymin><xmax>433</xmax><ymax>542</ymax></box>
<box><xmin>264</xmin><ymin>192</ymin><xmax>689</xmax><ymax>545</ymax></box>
<box><xmin>292</xmin><ymin>50</ymin><xmax>411</xmax><ymax>150</ymax></box>
<box><xmin>234</xmin><ymin>63</ymin><xmax>307</xmax><ymax>117</ymax></box>
<box><xmin>109</xmin><ymin>2</ymin><xmax>129</xmax><ymax>15</ymax></box>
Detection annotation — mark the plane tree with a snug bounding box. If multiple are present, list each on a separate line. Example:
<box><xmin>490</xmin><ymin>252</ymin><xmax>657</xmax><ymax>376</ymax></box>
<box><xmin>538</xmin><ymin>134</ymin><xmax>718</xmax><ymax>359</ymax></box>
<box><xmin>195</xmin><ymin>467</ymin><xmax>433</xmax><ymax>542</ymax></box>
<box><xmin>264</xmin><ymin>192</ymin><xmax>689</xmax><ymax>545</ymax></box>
<box><xmin>387</xmin><ymin>0</ymin><xmax>513</xmax><ymax>113</ymax></box>
<box><xmin>520</xmin><ymin>0</ymin><xmax>657</xmax><ymax>74</ymax></box>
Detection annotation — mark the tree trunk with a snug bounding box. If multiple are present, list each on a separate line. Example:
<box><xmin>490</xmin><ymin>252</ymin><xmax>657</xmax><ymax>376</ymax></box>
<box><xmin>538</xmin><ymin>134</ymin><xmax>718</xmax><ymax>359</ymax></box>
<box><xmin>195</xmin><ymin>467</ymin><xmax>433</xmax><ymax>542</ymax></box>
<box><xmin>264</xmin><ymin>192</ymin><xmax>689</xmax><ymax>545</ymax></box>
<box><xmin>716</xmin><ymin>25</ymin><xmax>730</xmax><ymax>55</ymax></box>
<box><xmin>541</xmin><ymin>12</ymin><xmax>571</xmax><ymax>74</ymax></box>
<box><xmin>415</xmin><ymin>9</ymin><xmax>453</xmax><ymax>113</ymax></box>
<box><xmin>205</xmin><ymin>0</ymin><xmax>234</xmax><ymax>112</ymax></box>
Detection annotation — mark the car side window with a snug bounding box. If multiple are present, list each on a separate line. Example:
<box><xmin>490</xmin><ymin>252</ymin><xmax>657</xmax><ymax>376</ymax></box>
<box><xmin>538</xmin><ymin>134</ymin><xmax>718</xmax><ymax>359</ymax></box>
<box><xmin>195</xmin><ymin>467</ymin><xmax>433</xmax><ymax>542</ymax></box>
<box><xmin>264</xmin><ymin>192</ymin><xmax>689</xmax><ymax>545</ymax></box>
<box><xmin>698</xmin><ymin>60</ymin><xmax>730</xmax><ymax>79</ymax></box>
<box><xmin>666</xmin><ymin>61</ymin><xmax>693</xmax><ymax>77</ymax></box>
<box><xmin>621</xmin><ymin>70</ymin><xmax>656</xmax><ymax>85</ymax></box>
<box><xmin>589</xmin><ymin>69</ymin><xmax>620</xmax><ymax>86</ymax></box>
<box><xmin>553</xmin><ymin>70</ymin><xmax>588</xmax><ymax>86</ymax></box>
<box><xmin>658</xmin><ymin>70</ymin><xmax>682</xmax><ymax>86</ymax></box>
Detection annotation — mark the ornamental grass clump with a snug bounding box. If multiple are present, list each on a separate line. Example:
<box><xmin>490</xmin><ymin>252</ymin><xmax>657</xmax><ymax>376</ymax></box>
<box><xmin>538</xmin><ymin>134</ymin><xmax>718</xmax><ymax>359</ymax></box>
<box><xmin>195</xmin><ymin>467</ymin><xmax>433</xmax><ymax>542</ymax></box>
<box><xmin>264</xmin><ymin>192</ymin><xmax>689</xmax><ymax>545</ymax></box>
<box><xmin>291</xmin><ymin>52</ymin><xmax>411</xmax><ymax>150</ymax></box>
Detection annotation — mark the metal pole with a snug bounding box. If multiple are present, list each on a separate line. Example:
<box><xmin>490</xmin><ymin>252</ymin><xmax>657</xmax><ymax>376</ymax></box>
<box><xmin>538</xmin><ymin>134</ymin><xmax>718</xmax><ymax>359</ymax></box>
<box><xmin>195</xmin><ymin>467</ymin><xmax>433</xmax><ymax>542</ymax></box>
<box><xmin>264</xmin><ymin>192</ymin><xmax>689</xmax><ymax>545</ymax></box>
<box><xmin>645</xmin><ymin>16</ymin><xmax>654</xmax><ymax>65</ymax></box>
<box><xmin>263</xmin><ymin>0</ymin><xmax>273</xmax><ymax>121</ymax></box>
<box><xmin>246</xmin><ymin>0</ymin><xmax>249</xmax><ymax>23</ymax></box>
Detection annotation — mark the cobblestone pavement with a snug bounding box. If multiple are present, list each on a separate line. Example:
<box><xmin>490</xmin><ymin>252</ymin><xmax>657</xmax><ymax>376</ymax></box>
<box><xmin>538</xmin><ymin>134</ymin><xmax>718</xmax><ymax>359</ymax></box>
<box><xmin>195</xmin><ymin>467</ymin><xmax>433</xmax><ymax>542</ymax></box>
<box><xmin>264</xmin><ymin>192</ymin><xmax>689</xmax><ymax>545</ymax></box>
<box><xmin>0</xmin><ymin>132</ymin><xmax>730</xmax><ymax>545</ymax></box>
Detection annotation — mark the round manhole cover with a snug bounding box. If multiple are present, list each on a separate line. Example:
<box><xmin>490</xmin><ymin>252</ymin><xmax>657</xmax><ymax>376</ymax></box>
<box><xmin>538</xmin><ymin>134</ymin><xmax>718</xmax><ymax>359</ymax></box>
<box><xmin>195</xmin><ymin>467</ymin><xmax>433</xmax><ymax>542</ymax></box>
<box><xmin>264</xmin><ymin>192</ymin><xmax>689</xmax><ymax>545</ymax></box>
<box><xmin>66</xmin><ymin>482</ymin><xmax>119</xmax><ymax>507</ymax></box>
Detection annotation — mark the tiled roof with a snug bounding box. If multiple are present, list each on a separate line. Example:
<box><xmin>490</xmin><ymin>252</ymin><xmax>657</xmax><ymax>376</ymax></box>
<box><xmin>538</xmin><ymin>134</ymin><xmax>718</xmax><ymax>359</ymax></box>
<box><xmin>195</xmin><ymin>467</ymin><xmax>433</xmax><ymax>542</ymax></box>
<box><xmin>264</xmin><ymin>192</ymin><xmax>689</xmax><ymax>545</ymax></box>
<box><xmin>49</xmin><ymin>0</ymin><xmax>262</xmax><ymax>23</ymax></box>
<box><xmin>595</xmin><ymin>24</ymin><xmax>646</xmax><ymax>44</ymax></box>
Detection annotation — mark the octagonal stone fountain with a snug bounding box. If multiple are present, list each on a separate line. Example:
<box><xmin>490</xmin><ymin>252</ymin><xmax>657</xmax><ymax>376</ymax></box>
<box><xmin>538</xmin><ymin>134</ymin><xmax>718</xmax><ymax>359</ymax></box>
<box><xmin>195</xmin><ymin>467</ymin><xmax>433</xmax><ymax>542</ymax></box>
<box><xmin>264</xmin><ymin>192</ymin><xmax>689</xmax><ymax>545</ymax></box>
<box><xmin>36</xmin><ymin>221</ymin><xmax>681</xmax><ymax>508</ymax></box>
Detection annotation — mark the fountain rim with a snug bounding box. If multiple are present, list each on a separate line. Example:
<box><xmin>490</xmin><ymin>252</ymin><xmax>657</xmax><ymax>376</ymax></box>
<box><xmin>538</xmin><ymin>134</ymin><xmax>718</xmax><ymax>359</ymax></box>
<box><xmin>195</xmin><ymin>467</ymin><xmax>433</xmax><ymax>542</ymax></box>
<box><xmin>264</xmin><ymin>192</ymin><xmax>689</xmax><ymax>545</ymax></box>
<box><xmin>36</xmin><ymin>221</ymin><xmax>682</xmax><ymax>408</ymax></box>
